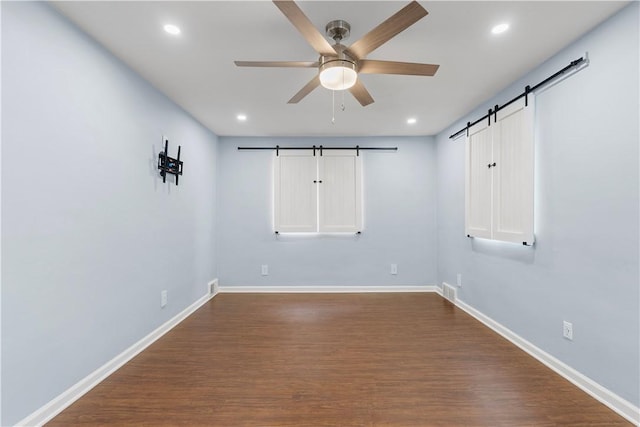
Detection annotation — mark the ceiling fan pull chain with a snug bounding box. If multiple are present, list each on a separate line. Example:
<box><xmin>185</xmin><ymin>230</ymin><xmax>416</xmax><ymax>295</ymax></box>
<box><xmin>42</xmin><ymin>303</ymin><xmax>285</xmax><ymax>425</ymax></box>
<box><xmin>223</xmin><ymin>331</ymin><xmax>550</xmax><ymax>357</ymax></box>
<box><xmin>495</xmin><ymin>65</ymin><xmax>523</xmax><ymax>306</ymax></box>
<box><xmin>331</xmin><ymin>89</ymin><xmax>335</xmax><ymax>124</ymax></box>
<box><xmin>340</xmin><ymin>69</ymin><xmax>346</xmax><ymax>112</ymax></box>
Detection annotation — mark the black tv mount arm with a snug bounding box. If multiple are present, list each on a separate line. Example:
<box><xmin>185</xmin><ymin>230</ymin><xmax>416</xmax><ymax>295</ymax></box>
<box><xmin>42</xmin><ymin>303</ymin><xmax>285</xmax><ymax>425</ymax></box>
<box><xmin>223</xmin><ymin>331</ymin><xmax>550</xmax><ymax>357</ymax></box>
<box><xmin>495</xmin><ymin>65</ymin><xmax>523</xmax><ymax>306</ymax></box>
<box><xmin>158</xmin><ymin>138</ymin><xmax>183</xmax><ymax>185</ymax></box>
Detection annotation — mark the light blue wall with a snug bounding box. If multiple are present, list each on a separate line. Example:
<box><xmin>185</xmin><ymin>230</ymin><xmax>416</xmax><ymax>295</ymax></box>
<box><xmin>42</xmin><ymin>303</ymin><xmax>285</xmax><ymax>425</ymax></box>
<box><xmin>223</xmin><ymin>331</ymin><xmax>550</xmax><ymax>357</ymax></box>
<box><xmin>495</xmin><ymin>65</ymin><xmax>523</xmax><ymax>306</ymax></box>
<box><xmin>2</xmin><ymin>0</ymin><xmax>637</xmax><ymax>424</ymax></box>
<box><xmin>436</xmin><ymin>2</ymin><xmax>639</xmax><ymax>406</ymax></box>
<box><xmin>1</xmin><ymin>2</ymin><xmax>218</xmax><ymax>424</ymax></box>
<box><xmin>217</xmin><ymin>136</ymin><xmax>437</xmax><ymax>287</ymax></box>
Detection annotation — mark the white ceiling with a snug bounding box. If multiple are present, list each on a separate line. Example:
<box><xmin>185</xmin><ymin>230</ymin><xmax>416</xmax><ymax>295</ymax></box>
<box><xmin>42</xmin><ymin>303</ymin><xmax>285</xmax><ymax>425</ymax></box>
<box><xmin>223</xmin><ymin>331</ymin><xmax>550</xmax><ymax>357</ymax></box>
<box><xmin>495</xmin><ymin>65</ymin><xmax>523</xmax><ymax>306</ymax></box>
<box><xmin>52</xmin><ymin>1</ymin><xmax>627</xmax><ymax>137</ymax></box>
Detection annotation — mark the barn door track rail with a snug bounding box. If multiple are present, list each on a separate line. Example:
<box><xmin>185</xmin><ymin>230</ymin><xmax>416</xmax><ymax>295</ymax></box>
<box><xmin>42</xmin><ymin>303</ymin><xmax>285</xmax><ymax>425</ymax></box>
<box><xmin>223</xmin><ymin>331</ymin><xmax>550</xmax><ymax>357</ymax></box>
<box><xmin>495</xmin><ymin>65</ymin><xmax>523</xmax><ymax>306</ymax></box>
<box><xmin>449</xmin><ymin>55</ymin><xmax>588</xmax><ymax>140</ymax></box>
<box><xmin>237</xmin><ymin>145</ymin><xmax>397</xmax><ymax>156</ymax></box>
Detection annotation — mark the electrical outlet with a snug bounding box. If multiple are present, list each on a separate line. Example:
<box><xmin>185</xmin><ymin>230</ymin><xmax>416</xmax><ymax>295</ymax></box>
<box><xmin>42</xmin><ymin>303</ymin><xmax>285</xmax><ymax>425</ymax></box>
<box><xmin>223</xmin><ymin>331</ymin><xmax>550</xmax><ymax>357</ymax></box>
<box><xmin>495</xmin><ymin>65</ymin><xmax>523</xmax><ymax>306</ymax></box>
<box><xmin>456</xmin><ymin>273</ymin><xmax>462</xmax><ymax>287</ymax></box>
<box><xmin>390</xmin><ymin>264</ymin><xmax>398</xmax><ymax>275</ymax></box>
<box><xmin>161</xmin><ymin>290</ymin><xmax>168</xmax><ymax>308</ymax></box>
<box><xmin>261</xmin><ymin>265</ymin><xmax>269</xmax><ymax>276</ymax></box>
<box><xmin>563</xmin><ymin>321</ymin><xmax>573</xmax><ymax>340</ymax></box>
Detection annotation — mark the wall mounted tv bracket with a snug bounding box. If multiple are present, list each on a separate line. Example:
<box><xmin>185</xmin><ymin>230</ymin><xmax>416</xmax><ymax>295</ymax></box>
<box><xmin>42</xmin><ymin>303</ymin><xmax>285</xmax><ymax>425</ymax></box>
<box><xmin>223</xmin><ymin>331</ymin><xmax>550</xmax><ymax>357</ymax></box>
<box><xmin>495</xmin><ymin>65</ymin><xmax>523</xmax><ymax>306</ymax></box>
<box><xmin>158</xmin><ymin>139</ymin><xmax>183</xmax><ymax>185</ymax></box>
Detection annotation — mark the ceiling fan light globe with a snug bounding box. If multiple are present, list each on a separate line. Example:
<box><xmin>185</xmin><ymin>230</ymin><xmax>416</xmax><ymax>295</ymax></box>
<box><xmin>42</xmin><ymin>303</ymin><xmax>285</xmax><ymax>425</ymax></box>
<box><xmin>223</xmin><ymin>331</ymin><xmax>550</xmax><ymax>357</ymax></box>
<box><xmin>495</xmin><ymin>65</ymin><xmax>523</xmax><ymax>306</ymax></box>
<box><xmin>319</xmin><ymin>61</ymin><xmax>357</xmax><ymax>91</ymax></box>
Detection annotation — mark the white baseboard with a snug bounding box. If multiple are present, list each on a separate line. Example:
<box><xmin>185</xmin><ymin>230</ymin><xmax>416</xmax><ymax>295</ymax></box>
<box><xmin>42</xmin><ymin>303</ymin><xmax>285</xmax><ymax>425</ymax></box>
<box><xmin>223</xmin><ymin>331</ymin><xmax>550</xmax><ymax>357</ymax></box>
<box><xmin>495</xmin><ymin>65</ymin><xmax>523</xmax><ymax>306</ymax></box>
<box><xmin>17</xmin><ymin>286</ymin><xmax>217</xmax><ymax>427</ymax></box>
<box><xmin>442</xmin><ymin>283</ymin><xmax>639</xmax><ymax>425</ymax></box>
<box><xmin>218</xmin><ymin>285</ymin><xmax>438</xmax><ymax>293</ymax></box>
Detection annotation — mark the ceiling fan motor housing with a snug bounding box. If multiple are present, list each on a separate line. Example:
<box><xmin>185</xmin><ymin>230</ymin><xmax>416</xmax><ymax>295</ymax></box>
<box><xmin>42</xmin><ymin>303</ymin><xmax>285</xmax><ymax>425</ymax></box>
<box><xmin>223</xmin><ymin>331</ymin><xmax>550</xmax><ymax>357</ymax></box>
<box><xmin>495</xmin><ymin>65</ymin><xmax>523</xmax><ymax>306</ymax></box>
<box><xmin>320</xmin><ymin>43</ymin><xmax>357</xmax><ymax>70</ymax></box>
<box><xmin>322</xmin><ymin>20</ymin><xmax>356</xmax><ymax>66</ymax></box>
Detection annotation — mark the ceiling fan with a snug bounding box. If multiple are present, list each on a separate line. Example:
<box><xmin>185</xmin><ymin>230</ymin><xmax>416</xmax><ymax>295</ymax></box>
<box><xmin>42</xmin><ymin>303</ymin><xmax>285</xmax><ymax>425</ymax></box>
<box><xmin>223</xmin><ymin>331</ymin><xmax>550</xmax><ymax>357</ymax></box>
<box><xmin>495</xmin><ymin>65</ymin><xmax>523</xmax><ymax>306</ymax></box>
<box><xmin>235</xmin><ymin>0</ymin><xmax>440</xmax><ymax>107</ymax></box>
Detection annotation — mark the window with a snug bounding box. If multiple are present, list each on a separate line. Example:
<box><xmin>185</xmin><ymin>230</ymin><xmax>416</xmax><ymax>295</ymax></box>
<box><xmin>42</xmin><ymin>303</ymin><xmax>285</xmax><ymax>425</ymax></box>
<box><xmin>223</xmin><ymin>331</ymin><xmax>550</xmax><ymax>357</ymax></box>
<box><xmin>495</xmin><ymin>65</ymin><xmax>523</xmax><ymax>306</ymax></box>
<box><xmin>465</xmin><ymin>97</ymin><xmax>535</xmax><ymax>245</ymax></box>
<box><xmin>274</xmin><ymin>149</ymin><xmax>362</xmax><ymax>233</ymax></box>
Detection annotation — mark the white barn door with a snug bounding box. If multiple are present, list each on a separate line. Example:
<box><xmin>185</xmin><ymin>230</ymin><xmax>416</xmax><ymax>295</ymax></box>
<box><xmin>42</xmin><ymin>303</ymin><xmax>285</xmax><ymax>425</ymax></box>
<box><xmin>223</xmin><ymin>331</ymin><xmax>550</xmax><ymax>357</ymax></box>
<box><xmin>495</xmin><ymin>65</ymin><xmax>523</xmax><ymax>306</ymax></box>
<box><xmin>465</xmin><ymin>121</ymin><xmax>493</xmax><ymax>239</ymax></box>
<box><xmin>492</xmin><ymin>98</ymin><xmax>535</xmax><ymax>244</ymax></box>
<box><xmin>318</xmin><ymin>150</ymin><xmax>362</xmax><ymax>233</ymax></box>
<box><xmin>274</xmin><ymin>150</ymin><xmax>317</xmax><ymax>232</ymax></box>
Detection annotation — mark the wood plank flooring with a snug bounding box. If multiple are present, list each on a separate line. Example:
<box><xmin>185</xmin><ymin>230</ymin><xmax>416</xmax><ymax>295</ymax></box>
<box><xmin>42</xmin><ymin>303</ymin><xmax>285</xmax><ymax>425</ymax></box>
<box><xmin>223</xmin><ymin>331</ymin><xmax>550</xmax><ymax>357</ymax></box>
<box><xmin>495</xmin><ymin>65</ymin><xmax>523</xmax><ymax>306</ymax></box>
<box><xmin>48</xmin><ymin>293</ymin><xmax>631</xmax><ymax>426</ymax></box>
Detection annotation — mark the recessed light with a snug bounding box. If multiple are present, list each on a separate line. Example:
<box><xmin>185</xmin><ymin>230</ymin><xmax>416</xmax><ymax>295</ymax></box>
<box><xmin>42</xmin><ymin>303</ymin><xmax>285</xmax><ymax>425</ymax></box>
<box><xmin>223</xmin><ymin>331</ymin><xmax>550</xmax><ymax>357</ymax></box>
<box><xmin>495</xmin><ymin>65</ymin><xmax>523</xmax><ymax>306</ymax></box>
<box><xmin>163</xmin><ymin>24</ymin><xmax>181</xmax><ymax>35</ymax></box>
<box><xmin>407</xmin><ymin>118</ymin><xmax>417</xmax><ymax>125</ymax></box>
<box><xmin>491</xmin><ymin>23</ymin><xmax>509</xmax><ymax>35</ymax></box>
<box><xmin>237</xmin><ymin>114</ymin><xmax>247</xmax><ymax>121</ymax></box>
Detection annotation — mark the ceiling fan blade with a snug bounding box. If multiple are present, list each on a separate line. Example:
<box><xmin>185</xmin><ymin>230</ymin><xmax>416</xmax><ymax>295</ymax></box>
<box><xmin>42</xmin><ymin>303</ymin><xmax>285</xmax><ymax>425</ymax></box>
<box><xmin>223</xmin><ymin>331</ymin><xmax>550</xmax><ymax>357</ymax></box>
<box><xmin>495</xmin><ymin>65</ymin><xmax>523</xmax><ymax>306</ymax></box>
<box><xmin>273</xmin><ymin>1</ymin><xmax>337</xmax><ymax>57</ymax></box>
<box><xmin>358</xmin><ymin>60</ymin><xmax>439</xmax><ymax>76</ymax></box>
<box><xmin>288</xmin><ymin>75</ymin><xmax>321</xmax><ymax>104</ymax></box>
<box><xmin>345</xmin><ymin>1</ymin><xmax>428</xmax><ymax>60</ymax></box>
<box><xmin>235</xmin><ymin>61</ymin><xmax>319</xmax><ymax>68</ymax></box>
<box><xmin>349</xmin><ymin>79</ymin><xmax>374</xmax><ymax>107</ymax></box>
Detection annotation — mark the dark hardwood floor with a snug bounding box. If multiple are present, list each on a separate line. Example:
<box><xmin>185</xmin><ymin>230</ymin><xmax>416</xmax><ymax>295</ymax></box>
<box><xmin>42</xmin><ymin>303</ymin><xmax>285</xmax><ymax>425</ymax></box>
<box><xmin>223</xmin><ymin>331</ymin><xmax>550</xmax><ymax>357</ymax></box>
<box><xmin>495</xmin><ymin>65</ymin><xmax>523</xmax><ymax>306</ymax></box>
<box><xmin>48</xmin><ymin>293</ymin><xmax>631</xmax><ymax>426</ymax></box>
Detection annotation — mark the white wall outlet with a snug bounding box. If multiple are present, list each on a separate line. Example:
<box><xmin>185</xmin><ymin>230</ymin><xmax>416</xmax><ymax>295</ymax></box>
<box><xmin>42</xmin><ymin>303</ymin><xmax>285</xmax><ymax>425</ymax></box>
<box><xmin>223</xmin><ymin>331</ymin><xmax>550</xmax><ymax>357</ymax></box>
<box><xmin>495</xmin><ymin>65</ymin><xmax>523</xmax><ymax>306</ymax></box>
<box><xmin>456</xmin><ymin>273</ymin><xmax>462</xmax><ymax>287</ymax></box>
<box><xmin>563</xmin><ymin>320</ymin><xmax>573</xmax><ymax>340</ymax></box>
<box><xmin>390</xmin><ymin>264</ymin><xmax>398</xmax><ymax>275</ymax></box>
<box><xmin>161</xmin><ymin>290</ymin><xmax>168</xmax><ymax>308</ymax></box>
<box><xmin>261</xmin><ymin>264</ymin><xmax>269</xmax><ymax>276</ymax></box>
